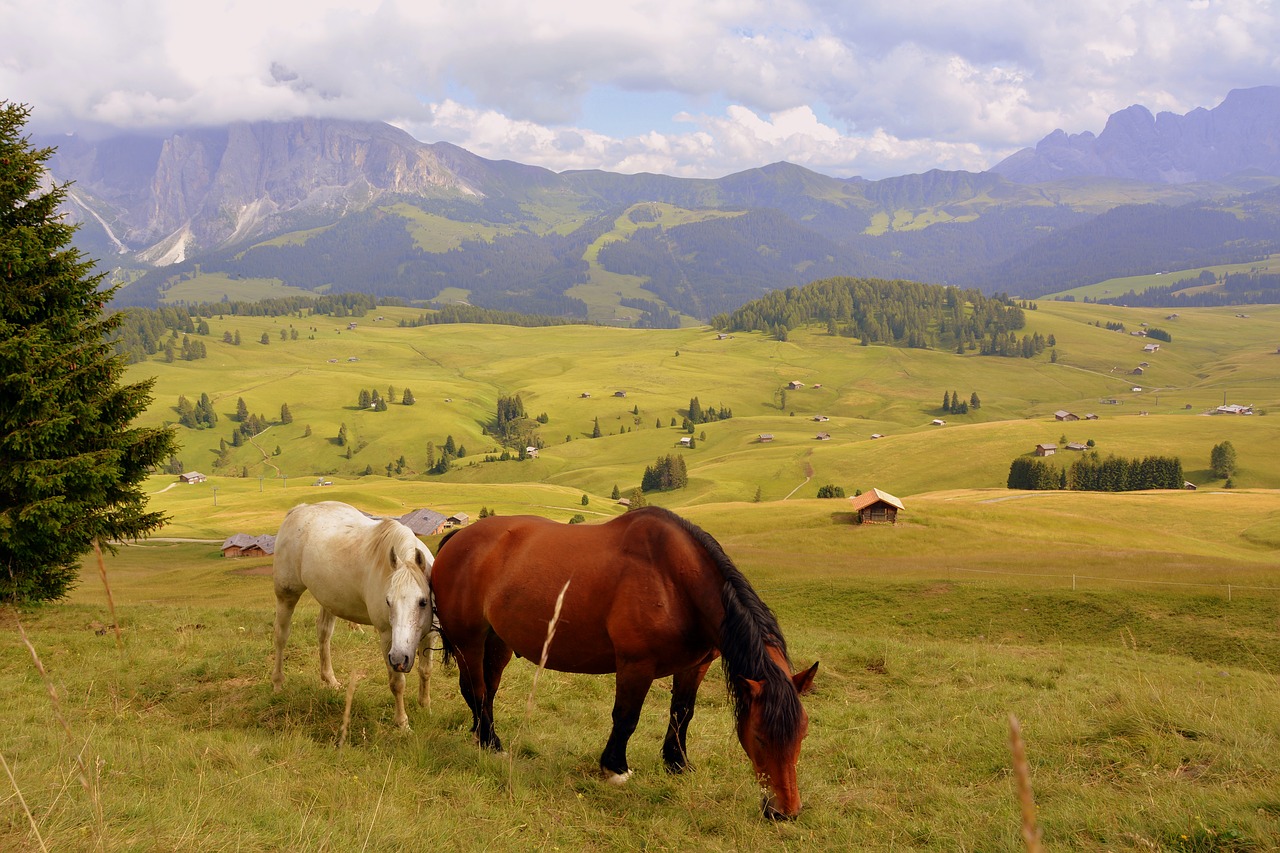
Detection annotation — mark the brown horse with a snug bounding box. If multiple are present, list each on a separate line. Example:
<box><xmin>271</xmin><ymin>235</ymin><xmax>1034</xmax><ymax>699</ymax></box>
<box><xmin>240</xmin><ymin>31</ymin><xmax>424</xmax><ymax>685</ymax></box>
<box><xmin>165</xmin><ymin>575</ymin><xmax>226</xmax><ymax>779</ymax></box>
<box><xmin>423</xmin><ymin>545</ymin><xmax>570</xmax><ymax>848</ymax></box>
<box><xmin>430</xmin><ymin>506</ymin><xmax>818</xmax><ymax>819</ymax></box>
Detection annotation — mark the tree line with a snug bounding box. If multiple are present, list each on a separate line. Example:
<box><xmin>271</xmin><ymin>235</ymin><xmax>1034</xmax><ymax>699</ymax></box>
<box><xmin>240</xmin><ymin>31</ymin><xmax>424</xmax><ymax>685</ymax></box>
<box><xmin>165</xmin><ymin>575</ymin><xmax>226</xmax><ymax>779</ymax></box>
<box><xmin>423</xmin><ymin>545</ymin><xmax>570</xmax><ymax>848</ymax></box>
<box><xmin>1008</xmin><ymin>452</ymin><xmax>1184</xmax><ymax>492</ymax></box>
<box><xmin>710</xmin><ymin>276</ymin><xmax>1029</xmax><ymax>354</ymax></box>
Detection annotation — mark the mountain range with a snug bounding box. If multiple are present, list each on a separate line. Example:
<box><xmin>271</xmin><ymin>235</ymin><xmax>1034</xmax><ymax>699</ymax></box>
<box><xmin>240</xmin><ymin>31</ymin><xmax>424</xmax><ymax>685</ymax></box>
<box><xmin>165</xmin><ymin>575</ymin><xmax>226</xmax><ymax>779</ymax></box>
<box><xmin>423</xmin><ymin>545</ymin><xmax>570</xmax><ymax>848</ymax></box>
<box><xmin>42</xmin><ymin>86</ymin><xmax>1280</xmax><ymax>321</ymax></box>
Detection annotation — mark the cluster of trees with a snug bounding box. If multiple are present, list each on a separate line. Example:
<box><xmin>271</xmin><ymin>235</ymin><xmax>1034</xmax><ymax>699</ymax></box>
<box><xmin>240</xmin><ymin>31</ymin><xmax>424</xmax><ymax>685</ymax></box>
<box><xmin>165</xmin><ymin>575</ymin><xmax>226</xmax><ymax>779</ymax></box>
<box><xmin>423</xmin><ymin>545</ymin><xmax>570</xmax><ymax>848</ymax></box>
<box><xmin>164</xmin><ymin>334</ymin><xmax>208</xmax><ymax>361</ymax></box>
<box><xmin>426</xmin><ymin>436</ymin><xmax>467</xmax><ymax>475</ymax></box>
<box><xmin>977</xmin><ymin>330</ymin><xmax>1052</xmax><ymax>359</ymax></box>
<box><xmin>1144</xmin><ymin>327</ymin><xmax>1172</xmax><ymax>343</ymax></box>
<box><xmin>941</xmin><ymin>391</ymin><xmax>980</xmax><ymax>415</ymax></box>
<box><xmin>357</xmin><ymin>387</ymin><xmax>405</xmax><ymax>411</ymax></box>
<box><xmin>175</xmin><ymin>393</ymin><xmax>218</xmax><ymax>428</ymax></box>
<box><xmin>1210</xmin><ymin>441</ymin><xmax>1237</xmax><ymax>480</ymax></box>
<box><xmin>685</xmin><ymin>397</ymin><xmax>733</xmax><ymax>426</ymax></box>
<box><xmin>1008</xmin><ymin>452</ymin><xmax>1184</xmax><ymax>492</ymax></box>
<box><xmin>492</xmin><ymin>393</ymin><xmax>540</xmax><ymax>450</ymax></box>
<box><xmin>641</xmin><ymin>454</ymin><xmax>689</xmax><ymax>492</ymax></box>
<box><xmin>816</xmin><ymin>484</ymin><xmax>846</xmax><ymax>498</ymax></box>
<box><xmin>711</xmin><ymin>276</ymin><xmax>1028</xmax><ymax>354</ymax></box>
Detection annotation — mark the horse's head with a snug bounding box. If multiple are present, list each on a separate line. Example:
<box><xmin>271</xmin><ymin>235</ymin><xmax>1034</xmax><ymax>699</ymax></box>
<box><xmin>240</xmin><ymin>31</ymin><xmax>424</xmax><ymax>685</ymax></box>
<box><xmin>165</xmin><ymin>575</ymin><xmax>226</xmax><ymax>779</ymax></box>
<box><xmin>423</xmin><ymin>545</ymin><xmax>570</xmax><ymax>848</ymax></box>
<box><xmin>736</xmin><ymin>660</ymin><xmax>818</xmax><ymax>820</ymax></box>
<box><xmin>384</xmin><ymin>538</ymin><xmax>434</xmax><ymax>673</ymax></box>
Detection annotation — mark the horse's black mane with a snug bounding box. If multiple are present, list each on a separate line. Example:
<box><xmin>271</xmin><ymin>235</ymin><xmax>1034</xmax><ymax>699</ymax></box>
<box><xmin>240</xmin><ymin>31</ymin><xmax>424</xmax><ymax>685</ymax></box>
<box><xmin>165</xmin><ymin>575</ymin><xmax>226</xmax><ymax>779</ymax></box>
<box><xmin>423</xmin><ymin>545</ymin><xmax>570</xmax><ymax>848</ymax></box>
<box><xmin>638</xmin><ymin>507</ymin><xmax>803</xmax><ymax>742</ymax></box>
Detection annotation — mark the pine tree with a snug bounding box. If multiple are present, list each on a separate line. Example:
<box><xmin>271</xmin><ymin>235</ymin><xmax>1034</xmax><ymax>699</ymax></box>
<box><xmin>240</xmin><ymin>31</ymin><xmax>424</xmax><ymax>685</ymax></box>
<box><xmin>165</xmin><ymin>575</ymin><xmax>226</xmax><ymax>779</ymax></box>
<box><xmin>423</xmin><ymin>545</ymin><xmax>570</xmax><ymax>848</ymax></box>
<box><xmin>402</xmin><ymin>388</ymin><xmax>416</xmax><ymax>405</ymax></box>
<box><xmin>942</xmin><ymin>391</ymin><xmax>951</xmax><ymax>411</ymax></box>
<box><xmin>0</xmin><ymin>103</ymin><xmax>176</xmax><ymax>601</ymax></box>
<box><xmin>236</xmin><ymin>397</ymin><xmax>249</xmax><ymax>422</ymax></box>
<box><xmin>592</xmin><ymin>417</ymin><xmax>602</xmax><ymax>438</ymax></box>
<box><xmin>280</xmin><ymin>403</ymin><xmax>293</xmax><ymax>424</ymax></box>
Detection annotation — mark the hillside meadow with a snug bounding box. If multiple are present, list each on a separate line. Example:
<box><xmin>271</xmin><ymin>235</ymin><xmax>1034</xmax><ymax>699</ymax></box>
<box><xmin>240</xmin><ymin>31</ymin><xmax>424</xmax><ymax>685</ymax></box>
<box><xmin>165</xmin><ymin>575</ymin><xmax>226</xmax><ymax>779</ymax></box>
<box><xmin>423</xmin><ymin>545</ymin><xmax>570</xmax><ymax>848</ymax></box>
<box><xmin>2</xmin><ymin>491</ymin><xmax>1279</xmax><ymax>851</ymax></box>
<box><xmin>3</xmin><ymin>299</ymin><xmax>1279</xmax><ymax>850</ymax></box>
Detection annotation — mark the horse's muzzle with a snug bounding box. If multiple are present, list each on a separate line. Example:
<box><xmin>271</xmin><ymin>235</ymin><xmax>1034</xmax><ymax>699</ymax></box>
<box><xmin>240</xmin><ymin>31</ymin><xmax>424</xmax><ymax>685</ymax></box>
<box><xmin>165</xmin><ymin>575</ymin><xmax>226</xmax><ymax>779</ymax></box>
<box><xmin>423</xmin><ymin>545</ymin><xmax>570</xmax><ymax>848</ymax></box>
<box><xmin>762</xmin><ymin>796</ymin><xmax>800</xmax><ymax>821</ymax></box>
<box><xmin>387</xmin><ymin>653</ymin><xmax>414</xmax><ymax>673</ymax></box>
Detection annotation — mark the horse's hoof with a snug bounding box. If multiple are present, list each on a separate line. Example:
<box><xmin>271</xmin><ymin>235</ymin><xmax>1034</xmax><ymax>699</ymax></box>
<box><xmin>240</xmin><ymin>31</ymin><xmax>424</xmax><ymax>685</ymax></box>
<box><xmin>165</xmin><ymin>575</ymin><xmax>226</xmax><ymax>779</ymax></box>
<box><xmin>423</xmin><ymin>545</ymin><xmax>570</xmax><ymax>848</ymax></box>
<box><xmin>604</xmin><ymin>769</ymin><xmax>633</xmax><ymax>785</ymax></box>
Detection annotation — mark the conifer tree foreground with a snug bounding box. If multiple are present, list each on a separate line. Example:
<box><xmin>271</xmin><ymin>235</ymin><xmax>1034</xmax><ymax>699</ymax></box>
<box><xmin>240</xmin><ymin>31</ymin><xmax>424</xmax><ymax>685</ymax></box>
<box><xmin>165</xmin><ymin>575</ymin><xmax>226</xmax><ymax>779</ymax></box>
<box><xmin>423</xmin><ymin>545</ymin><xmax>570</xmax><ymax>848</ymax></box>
<box><xmin>0</xmin><ymin>103</ymin><xmax>176</xmax><ymax>602</ymax></box>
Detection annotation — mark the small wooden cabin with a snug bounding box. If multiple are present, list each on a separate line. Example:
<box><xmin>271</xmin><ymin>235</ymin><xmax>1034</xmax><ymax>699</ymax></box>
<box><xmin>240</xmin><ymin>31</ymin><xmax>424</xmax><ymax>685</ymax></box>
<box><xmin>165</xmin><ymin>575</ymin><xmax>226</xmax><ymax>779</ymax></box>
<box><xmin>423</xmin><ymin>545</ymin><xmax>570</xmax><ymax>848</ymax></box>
<box><xmin>220</xmin><ymin>533</ymin><xmax>275</xmax><ymax>558</ymax></box>
<box><xmin>848</xmin><ymin>488</ymin><xmax>904</xmax><ymax>525</ymax></box>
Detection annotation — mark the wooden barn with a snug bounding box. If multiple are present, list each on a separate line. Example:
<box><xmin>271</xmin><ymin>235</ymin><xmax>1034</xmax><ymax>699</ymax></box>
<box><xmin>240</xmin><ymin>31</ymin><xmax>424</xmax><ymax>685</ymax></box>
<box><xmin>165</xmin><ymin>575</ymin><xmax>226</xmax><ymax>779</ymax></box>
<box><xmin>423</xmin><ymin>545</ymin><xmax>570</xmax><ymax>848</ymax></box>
<box><xmin>398</xmin><ymin>508</ymin><xmax>449</xmax><ymax>537</ymax></box>
<box><xmin>220</xmin><ymin>533</ymin><xmax>275</xmax><ymax>558</ymax></box>
<box><xmin>848</xmin><ymin>488</ymin><xmax>904</xmax><ymax>525</ymax></box>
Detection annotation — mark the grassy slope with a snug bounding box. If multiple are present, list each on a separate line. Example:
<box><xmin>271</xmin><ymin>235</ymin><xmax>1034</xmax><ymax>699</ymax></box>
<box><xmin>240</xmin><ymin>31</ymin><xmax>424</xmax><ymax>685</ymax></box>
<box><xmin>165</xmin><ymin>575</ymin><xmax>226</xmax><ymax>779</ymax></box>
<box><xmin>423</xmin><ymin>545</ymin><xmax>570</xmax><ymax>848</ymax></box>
<box><xmin>138</xmin><ymin>301</ymin><xmax>1280</xmax><ymax>516</ymax></box>
<box><xmin>2</xmin><ymin>299</ymin><xmax>1278</xmax><ymax>850</ymax></box>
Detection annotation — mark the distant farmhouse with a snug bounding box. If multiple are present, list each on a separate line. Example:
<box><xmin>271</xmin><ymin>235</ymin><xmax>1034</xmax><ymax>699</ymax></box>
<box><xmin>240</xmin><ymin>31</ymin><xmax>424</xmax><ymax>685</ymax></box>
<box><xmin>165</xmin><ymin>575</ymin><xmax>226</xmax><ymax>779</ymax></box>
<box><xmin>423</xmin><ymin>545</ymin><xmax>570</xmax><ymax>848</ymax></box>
<box><xmin>397</xmin><ymin>508</ymin><xmax>448</xmax><ymax>537</ymax></box>
<box><xmin>221</xmin><ymin>533</ymin><xmax>275</xmax><ymax>558</ymax></box>
<box><xmin>1054</xmin><ymin>410</ymin><xmax>1079</xmax><ymax>421</ymax></box>
<box><xmin>1215</xmin><ymin>404</ymin><xmax>1254</xmax><ymax>415</ymax></box>
<box><xmin>179</xmin><ymin>471</ymin><xmax>207</xmax><ymax>484</ymax></box>
<box><xmin>848</xmin><ymin>488</ymin><xmax>904</xmax><ymax>525</ymax></box>
<box><xmin>1035</xmin><ymin>443</ymin><xmax>1057</xmax><ymax>457</ymax></box>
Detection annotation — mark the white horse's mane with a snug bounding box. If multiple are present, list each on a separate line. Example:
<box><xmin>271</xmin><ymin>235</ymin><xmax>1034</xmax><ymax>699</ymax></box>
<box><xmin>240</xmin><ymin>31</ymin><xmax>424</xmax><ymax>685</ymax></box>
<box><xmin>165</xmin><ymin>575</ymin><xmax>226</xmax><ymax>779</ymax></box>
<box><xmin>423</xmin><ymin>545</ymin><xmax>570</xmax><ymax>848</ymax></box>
<box><xmin>366</xmin><ymin>517</ymin><xmax>429</xmax><ymax>579</ymax></box>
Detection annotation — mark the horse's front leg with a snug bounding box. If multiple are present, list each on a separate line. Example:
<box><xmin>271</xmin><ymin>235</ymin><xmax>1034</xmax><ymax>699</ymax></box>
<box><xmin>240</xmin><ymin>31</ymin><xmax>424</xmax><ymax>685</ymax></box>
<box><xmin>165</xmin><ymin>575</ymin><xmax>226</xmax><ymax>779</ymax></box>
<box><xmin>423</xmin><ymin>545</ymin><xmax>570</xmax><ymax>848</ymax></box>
<box><xmin>378</xmin><ymin>628</ymin><xmax>411</xmax><ymax>730</ymax></box>
<box><xmin>600</xmin><ymin>665</ymin><xmax>656</xmax><ymax>784</ymax></box>
<box><xmin>271</xmin><ymin>588</ymin><xmax>302</xmax><ymax>692</ymax></box>
<box><xmin>663</xmin><ymin>657</ymin><xmax>714</xmax><ymax>773</ymax></box>
<box><xmin>316</xmin><ymin>607</ymin><xmax>341</xmax><ymax>688</ymax></box>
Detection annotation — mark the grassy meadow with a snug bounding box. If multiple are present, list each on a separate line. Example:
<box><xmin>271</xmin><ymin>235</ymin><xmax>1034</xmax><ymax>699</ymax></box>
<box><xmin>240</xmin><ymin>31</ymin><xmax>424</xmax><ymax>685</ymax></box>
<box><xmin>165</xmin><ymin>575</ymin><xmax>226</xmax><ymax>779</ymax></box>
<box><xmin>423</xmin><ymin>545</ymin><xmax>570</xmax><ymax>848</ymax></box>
<box><xmin>3</xmin><ymin>299</ymin><xmax>1280</xmax><ymax>850</ymax></box>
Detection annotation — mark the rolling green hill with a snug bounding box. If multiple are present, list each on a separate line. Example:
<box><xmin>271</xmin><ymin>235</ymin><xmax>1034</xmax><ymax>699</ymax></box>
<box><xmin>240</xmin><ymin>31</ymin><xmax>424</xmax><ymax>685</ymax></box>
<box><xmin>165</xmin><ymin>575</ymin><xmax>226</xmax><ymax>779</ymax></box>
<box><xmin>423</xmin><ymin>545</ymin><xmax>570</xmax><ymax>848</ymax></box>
<box><xmin>130</xmin><ymin>298</ymin><xmax>1280</xmax><ymax>532</ymax></box>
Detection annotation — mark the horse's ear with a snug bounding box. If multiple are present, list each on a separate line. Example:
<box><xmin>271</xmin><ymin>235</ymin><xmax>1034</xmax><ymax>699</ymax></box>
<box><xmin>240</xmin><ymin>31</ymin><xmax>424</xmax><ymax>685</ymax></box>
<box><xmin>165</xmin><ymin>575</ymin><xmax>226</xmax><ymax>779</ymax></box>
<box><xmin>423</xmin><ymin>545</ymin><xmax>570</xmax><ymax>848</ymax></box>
<box><xmin>415</xmin><ymin>549</ymin><xmax>427</xmax><ymax>571</ymax></box>
<box><xmin>737</xmin><ymin>677</ymin><xmax>765</xmax><ymax>699</ymax></box>
<box><xmin>389</xmin><ymin>546</ymin><xmax>399</xmax><ymax>567</ymax></box>
<box><xmin>793</xmin><ymin>661</ymin><xmax>818</xmax><ymax>695</ymax></box>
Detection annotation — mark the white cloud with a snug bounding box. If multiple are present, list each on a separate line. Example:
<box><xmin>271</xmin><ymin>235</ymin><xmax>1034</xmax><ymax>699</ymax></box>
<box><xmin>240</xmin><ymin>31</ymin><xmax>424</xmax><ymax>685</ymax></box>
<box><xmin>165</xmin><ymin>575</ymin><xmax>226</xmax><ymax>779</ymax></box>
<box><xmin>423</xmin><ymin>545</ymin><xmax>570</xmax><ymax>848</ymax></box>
<box><xmin>2</xmin><ymin>0</ymin><xmax>1278</xmax><ymax>179</ymax></box>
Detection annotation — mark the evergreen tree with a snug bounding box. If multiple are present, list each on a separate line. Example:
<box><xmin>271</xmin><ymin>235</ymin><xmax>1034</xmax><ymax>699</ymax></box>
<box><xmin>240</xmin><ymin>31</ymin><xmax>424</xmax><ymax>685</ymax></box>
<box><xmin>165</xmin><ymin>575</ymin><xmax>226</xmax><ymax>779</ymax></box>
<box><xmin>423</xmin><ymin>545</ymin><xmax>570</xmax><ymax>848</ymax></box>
<box><xmin>259</xmin><ymin>331</ymin><xmax>270</xmax><ymax>345</ymax></box>
<box><xmin>0</xmin><ymin>103</ymin><xmax>176</xmax><ymax>601</ymax></box>
<box><xmin>236</xmin><ymin>397</ymin><xmax>249</xmax><ymax>422</ymax></box>
<box><xmin>358</xmin><ymin>388</ymin><xmax>372</xmax><ymax>409</ymax></box>
<box><xmin>233</xmin><ymin>329</ymin><xmax>242</xmax><ymax>345</ymax></box>
<box><xmin>942</xmin><ymin>391</ymin><xmax>951</xmax><ymax>411</ymax></box>
<box><xmin>280</xmin><ymin>403</ymin><xmax>293</xmax><ymax>424</ymax></box>
<box><xmin>1209</xmin><ymin>441</ymin><xmax>1237</xmax><ymax>479</ymax></box>
<box><xmin>970</xmin><ymin>392</ymin><xmax>981</xmax><ymax>409</ymax></box>
<box><xmin>592</xmin><ymin>417</ymin><xmax>602</xmax><ymax>438</ymax></box>
<box><xmin>402</xmin><ymin>388</ymin><xmax>416</xmax><ymax>405</ymax></box>
<box><xmin>611</xmin><ymin>484</ymin><xmax>621</xmax><ymax>500</ymax></box>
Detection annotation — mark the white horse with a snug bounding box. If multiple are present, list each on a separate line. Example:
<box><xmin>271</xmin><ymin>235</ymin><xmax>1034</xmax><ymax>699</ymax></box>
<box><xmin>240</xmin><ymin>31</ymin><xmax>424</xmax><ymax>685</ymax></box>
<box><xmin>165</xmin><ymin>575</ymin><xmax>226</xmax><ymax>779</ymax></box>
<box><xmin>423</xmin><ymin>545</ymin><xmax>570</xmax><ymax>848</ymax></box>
<box><xmin>272</xmin><ymin>501</ymin><xmax>436</xmax><ymax>729</ymax></box>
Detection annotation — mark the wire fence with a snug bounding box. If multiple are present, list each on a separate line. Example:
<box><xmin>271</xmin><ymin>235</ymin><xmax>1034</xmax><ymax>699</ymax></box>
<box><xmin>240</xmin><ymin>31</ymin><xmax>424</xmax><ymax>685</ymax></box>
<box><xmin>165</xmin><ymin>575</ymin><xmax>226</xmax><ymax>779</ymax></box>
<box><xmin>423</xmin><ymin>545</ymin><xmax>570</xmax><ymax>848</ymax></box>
<box><xmin>947</xmin><ymin>566</ymin><xmax>1280</xmax><ymax>600</ymax></box>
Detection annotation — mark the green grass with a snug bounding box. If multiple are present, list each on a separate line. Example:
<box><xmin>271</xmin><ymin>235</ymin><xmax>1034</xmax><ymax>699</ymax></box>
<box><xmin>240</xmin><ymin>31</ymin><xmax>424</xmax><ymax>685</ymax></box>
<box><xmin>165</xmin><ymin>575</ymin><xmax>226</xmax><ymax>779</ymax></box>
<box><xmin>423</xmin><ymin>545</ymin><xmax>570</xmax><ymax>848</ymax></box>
<box><xmin>3</xmin><ymin>491</ymin><xmax>1279</xmax><ymax>850</ymax></box>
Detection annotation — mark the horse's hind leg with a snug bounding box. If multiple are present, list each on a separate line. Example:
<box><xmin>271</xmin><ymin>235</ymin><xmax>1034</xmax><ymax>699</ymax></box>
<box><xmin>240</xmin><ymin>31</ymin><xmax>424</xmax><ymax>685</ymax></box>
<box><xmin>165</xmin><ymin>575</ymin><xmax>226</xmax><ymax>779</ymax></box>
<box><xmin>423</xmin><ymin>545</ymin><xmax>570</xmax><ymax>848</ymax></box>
<box><xmin>271</xmin><ymin>587</ymin><xmax>303</xmax><ymax>692</ymax></box>
<box><xmin>417</xmin><ymin>638</ymin><xmax>434</xmax><ymax>711</ymax></box>
<box><xmin>663</xmin><ymin>658</ymin><xmax>714</xmax><ymax>773</ymax></box>
<box><xmin>316</xmin><ymin>607</ymin><xmax>342</xmax><ymax>688</ymax></box>
<box><xmin>600</xmin><ymin>664</ymin><xmax>656</xmax><ymax>783</ymax></box>
<box><xmin>477</xmin><ymin>633</ymin><xmax>512</xmax><ymax>752</ymax></box>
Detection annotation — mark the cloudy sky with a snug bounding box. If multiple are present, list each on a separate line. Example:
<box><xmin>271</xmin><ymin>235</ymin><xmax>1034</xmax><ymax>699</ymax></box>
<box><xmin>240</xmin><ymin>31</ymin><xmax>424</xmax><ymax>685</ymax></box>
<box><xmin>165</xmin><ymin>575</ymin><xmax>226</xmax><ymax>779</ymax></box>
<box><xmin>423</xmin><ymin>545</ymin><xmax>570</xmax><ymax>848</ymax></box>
<box><xmin>3</xmin><ymin>0</ymin><xmax>1278</xmax><ymax>180</ymax></box>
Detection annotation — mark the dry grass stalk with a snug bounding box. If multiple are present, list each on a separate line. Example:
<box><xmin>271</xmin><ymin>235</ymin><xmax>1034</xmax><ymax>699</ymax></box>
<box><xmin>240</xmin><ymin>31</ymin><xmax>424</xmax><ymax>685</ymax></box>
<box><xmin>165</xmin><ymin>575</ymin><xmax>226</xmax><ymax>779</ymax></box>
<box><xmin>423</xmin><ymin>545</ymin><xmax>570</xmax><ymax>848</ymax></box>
<box><xmin>1009</xmin><ymin>714</ymin><xmax>1045</xmax><ymax>853</ymax></box>
<box><xmin>16</xmin><ymin>615</ymin><xmax>105</xmax><ymax>841</ymax></box>
<box><xmin>337</xmin><ymin>671</ymin><xmax>363</xmax><ymax>749</ymax></box>
<box><xmin>507</xmin><ymin>580</ymin><xmax>571</xmax><ymax>793</ymax></box>
<box><xmin>1</xmin><ymin>748</ymin><xmax>49</xmax><ymax>852</ymax></box>
<box><xmin>358</xmin><ymin>758</ymin><xmax>394</xmax><ymax>853</ymax></box>
<box><xmin>92</xmin><ymin>539</ymin><xmax>123</xmax><ymax>653</ymax></box>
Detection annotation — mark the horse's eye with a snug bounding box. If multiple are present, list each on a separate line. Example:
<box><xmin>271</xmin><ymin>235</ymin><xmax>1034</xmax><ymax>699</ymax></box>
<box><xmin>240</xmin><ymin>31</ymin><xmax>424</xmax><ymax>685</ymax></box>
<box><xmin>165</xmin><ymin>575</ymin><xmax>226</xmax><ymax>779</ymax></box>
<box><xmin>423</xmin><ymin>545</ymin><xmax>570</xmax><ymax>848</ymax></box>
<box><xmin>418</xmin><ymin>598</ymin><xmax>428</xmax><ymax>608</ymax></box>
<box><xmin>385</xmin><ymin>597</ymin><xmax>391</xmax><ymax>606</ymax></box>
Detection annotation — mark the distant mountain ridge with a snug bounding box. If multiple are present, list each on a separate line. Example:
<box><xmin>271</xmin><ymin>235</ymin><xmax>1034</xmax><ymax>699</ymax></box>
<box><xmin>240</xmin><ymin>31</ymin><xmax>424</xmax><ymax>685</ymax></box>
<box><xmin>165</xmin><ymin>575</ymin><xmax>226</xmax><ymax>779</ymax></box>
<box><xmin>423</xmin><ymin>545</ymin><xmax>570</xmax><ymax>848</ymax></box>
<box><xmin>992</xmin><ymin>86</ymin><xmax>1280</xmax><ymax>184</ymax></box>
<box><xmin>39</xmin><ymin>86</ymin><xmax>1280</xmax><ymax>318</ymax></box>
